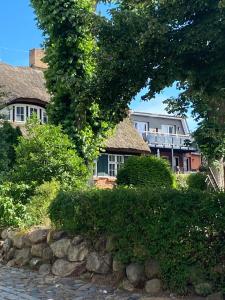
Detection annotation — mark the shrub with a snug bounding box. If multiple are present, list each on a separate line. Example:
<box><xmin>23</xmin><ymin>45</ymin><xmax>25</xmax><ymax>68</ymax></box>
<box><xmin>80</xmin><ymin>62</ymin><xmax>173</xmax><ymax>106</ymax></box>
<box><xmin>0</xmin><ymin>122</ymin><xmax>21</xmax><ymax>182</ymax></box>
<box><xmin>25</xmin><ymin>180</ymin><xmax>60</xmax><ymax>227</ymax></box>
<box><xmin>117</xmin><ymin>156</ymin><xmax>175</xmax><ymax>188</ymax></box>
<box><xmin>12</xmin><ymin>118</ymin><xmax>88</xmax><ymax>191</ymax></box>
<box><xmin>175</xmin><ymin>174</ymin><xmax>189</xmax><ymax>189</ymax></box>
<box><xmin>187</xmin><ymin>172</ymin><xmax>207</xmax><ymax>190</ymax></box>
<box><xmin>0</xmin><ymin>184</ymin><xmax>27</xmax><ymax>228</ymax></box>
<box><xmin>49</xmin><ymin>187</ymin><xmax>225</xmax><ymax>293</ymax></box>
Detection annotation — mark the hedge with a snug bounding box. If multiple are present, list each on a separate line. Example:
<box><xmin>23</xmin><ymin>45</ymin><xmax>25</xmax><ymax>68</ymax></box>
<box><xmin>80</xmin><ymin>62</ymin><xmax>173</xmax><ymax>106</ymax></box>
<box><xmin>49</xmin><ymin>187</ymin><xmax>225</xmax><ymax>292</ymax></box>
<box><xmin>187</xmin><ymin>172</ymin><xmax>207</xmax><ymax>190</ymax></box>
<box><xmin>117</xmin><ymin>156</ymin><xmax>175</xmax><ymax>188</ymax></box>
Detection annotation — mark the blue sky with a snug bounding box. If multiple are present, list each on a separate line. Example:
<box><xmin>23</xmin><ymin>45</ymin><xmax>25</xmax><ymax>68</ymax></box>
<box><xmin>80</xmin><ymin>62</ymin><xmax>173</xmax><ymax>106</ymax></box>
<box><xmin>0</xmin><ymin>0</ymin><xmax>196</xmax><ymax>131</ymax></box>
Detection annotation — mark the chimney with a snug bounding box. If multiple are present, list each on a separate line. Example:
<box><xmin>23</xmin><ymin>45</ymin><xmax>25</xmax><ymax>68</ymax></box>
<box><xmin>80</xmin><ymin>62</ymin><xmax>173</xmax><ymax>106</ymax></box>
<box><xmin>29</xmin><ymin>48</ymin><xmax>48</xmax><ymax>69</ymax></box>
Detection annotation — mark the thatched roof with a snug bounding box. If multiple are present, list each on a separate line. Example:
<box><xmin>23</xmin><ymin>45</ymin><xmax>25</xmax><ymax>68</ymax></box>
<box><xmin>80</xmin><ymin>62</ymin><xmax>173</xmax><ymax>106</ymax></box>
<box><xmin>105</xmin><ymin>118</ymin><xmax>150</xmax><ymax>154</ymax></box>
<box><xmin>0</xmin><ymin>62</ymin><xmax>50</xmax><ymax>106</ymax></box>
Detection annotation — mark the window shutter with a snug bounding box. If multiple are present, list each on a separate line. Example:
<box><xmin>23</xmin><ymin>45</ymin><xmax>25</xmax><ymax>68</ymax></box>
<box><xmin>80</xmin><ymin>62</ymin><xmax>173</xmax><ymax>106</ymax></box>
<box><xmin>97</xmin><ymin>154</ymin><xmax>109</xmax><ymax>176</ymax></box>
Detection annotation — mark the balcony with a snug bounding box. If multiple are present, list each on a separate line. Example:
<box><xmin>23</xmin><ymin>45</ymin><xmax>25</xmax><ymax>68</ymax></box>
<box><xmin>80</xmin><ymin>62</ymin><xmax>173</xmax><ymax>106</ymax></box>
<box><xmin>142</xmin><ymin>131</ymin><xmax>197</xmax><ymax>151</ymax></box>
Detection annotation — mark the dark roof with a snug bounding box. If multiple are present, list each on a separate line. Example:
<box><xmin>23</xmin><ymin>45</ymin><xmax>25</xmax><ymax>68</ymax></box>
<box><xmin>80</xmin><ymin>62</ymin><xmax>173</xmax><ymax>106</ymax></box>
<box><xmin>0</xmin><ymin>62</ymin><xmax>50</xmax><ymax>105</ymax></box>
<box><xmin>105</xmin><ymin>118</ymin><xmax>150</xmax><ymax>154</ymax></box>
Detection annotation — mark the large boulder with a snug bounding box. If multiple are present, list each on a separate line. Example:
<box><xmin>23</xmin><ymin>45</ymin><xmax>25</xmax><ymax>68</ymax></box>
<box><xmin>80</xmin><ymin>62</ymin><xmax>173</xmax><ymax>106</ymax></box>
<box><xmin>52</xmin><ymin>259</ymin><xmax>85</xmax><ymax>277</ymax></box>
<box><xmin>42</xmin><ymin>246</ymin><xmax>53</xmax><ymax>261</ymax></box>
<box><xmin>145</xmin><ymin>279</ymin><xmax>162</xmax><ymax>295</ymax></box>
<box><xmin>67</xmin><ymin>242</ymin><xmax>89</xmax><ymax>262</ymax></box>
<box><xmin>126</xmin><ymin>263</ymin><xmax>145</xmax><ymax>287</ymax></box>
<box><xmin>29</xmin><ymin>229</ymin><xmax>49</xmax><ymax>244</ymax></box>
<box><xmin>39</xmin><ymin>263</ymin><xmax>51</xmax><ymax>276</ymax></box>
<box><xmin>31</xmin><ymin>243</ymin><xmax>47</xmax><ymax>257</ymax></box>
<box><xmin>2</xmin><ymin>238</ymin><xmax>12</xmax><ymax>254</ymax></box>
<box><xmin>121</xmin><ymin>279</ymin><xmax>135</xmax><ymax>292</ymax></box>
<box><xmin>1</xmin><ymin>228</ymin><xmax>14</xmax><ymax>240</ymax></box>
<box><xmin>86</xmin><ymin>252</ymin><xmax>112</xmax><ymax>274</ymax></box>
<box><xmin>50</xmin><ymin>238</ymin><xmax>71</xmax><ymax>258</ymax></box>
<box><xmin>47</xmin><ymin>231</ymin><xmax>67</xmax><ymax>244</ymax></box>
<box><xmin>14</xmin><ymin>248</ymin><xmax>31</xmax><ymax>266</ymax></box>
<box><xmin>145</xmin><ymin>259</ymin><xmax>161</xmax><ymax>279</ymax></box>
<box><xmin>71</xmin><ymin>236</ymin><xmax>84</xmax><ymax>246</ymax></box>
<box><xmin>12</xmin><ymin>234</ymin><xmax>30</xmax><ymax>249</ymax></box>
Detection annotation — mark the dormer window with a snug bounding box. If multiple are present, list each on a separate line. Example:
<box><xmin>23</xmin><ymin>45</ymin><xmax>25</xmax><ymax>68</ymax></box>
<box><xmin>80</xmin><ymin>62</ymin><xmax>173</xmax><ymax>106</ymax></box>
<box><xmin>16</xmin><ymin>107</ymin><xmax>25</xmax><ymax>122</ymax></box>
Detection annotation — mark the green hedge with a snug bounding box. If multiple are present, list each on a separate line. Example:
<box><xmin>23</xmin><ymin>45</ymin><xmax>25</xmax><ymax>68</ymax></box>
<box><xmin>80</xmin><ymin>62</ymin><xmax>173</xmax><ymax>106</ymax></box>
<box><xmin>187</xmin><ymin>172</ymin><xmax>207</xmax><ymax>190</ymax></box>
<box><xmin>50</xmin><ymin>187</ymin><xmax>225</xmax><ymax>293</ymax></box>
<box><xmin>117</xmin><ymin>156</ymin><xmax>175</xmax><ymax>188</ymax></box>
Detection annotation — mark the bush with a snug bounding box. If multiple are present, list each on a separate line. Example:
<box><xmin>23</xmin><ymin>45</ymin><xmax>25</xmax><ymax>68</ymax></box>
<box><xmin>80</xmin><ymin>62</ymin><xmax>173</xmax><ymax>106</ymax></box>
<box><xmin>12</xmin><ymin>118</ymin><xmax>88</xmax><ymax>192</ymax></box>
<box><xmin>25</xmin><ymin>180</ymin><xmax>60</xmax><ymax>227</ymax></box>
<box><xmin>117</xmin><ymin>156</ymin><xmax>175</xmax><ymax>188</ymax></box>
<box><xmin>175</xmin><ymin>174</ymin><xmax>189</xmax><ymax>189</ymax></box>
<box><xmin>187</xmin><ymin>172</ymin><xmax>207</xmax><ymax>190</ymax></box>
<box><xmin>0</xmin><ymin>184</ymin><xmax>27</xmax><ymax>228</ymax></box>
<box><xmin>50</xmin><ymin>187</ymin><xmax>225</xmax><ymax>293</ymax></box>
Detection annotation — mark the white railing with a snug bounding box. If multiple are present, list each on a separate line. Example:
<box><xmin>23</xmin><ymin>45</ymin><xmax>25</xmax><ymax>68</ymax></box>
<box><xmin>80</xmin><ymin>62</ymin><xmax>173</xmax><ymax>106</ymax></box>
<box><xmin>141</xmin><ymin>131</ymin><xmax>196</xmax><ymax>150</ymax></box>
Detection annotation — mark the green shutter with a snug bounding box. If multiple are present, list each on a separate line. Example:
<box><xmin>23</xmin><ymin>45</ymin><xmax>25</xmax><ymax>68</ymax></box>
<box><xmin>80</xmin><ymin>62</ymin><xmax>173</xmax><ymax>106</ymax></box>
<box><xmin>97</xmin><ymin>154</ymin><xmax>109</xmax><ymax>176</ymax></box>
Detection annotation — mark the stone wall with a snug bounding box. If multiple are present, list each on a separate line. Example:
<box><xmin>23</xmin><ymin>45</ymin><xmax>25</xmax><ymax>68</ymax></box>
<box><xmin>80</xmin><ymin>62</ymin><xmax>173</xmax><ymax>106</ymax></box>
<box><xmin>0</xmin><ymin>228</ymin><xmax>222</xmax><ymax>299</ymax></box>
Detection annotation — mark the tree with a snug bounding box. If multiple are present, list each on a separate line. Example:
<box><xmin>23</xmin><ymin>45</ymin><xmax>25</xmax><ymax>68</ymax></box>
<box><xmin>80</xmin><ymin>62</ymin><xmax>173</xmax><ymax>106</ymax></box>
<box><xmin>31</xmin><ymin>0</ymin><xmax>113</xmax><ymax>164</ymax></box>
<box><xmin>12</xmin><ymin>118</ymin><xmax>88</xmax><ymax>189</ymax></box>
<box><xmin>0</xmin><ymin>122</ymin><xmax>21</xmax><ymax>182</ymax></box>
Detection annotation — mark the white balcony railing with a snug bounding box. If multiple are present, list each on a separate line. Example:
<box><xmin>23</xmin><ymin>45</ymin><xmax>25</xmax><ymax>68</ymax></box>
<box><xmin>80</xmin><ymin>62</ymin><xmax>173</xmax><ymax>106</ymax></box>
<box><xmin>141</xmin><ymin>131</ymin><xmax>197</xmax><ymax>150</ymax></box>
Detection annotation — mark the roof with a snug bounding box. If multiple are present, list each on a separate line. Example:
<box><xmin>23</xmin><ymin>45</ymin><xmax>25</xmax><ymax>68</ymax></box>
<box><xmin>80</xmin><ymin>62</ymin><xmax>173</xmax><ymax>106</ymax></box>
<box><xmin>105</xmin><ymin>118</ymin><xmax>150</xmax><ymax>154</ymax></box>
<box><xmin>0</xmin><ymin>62</ymin><xmax>50</xmax><ymax>106</ymax></box>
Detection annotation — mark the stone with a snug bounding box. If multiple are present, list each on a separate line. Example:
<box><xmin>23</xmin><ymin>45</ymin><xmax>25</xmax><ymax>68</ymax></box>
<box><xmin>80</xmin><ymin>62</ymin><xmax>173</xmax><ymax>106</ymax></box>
<box><xmin>95</xmin><ymin>237</ymin><xmax>107</xmax><ymax>252</ymax></box>
<box><xmin>5</xmin><ymin>247</ymin><xmax>15</xmax><ymax>261</ymax></box>
<box><xmin>1</xmin><ymin>228</ymin><xmax>13</xmax><ymax>240</ymax></box>
<box><xmin>121</xmin><ymin>279</ymin><xmax>135</xmax><ymax>292</ymax></box>
<box><xmin>29</xmin><ymin>229</ymin><xmax>49</xmax><ymax>244</ymax></box>
<box><xmin>2</xmin><ymin>238</ymin><xmax>13</xmax><ymax>253</ymax></box>
<box><xmin>31</xmin><ymin>243</ymin><xmax>47</xmax><ymax>257</ymax></box>
<box><xmin>145</xmin><ymin>279</ymin><xmax>162</xmax><ymax>295</ymax></box>
<box><xmin>42</xmin><ymin>246</ymin><xmax>53</xmax><ymax>261</ymax></box>
<box><xmin>106</xmin><ymin>236</ymin><xmax>116</xmax><ymax>252</ymax></box>
<box><xmin>12</xmin><ymin>233</ymin><xmax>30</xmax><ymax>249</ymax></box>
<box><xmin>194</xmin><ymin>282</ymin><xmax>213</xmax><ymax>296</ymax></box>
<box><xmin>29</xmin><ymin>258</ymin><xmax>43</xmax><ymax>269</ymax></box>
<box><xmin>145</xmin><ymin>259</ymin><xmax>161</xmax><ymax>279</ymax></box>
<box><xmin>7</xmin><ymin>259</ymin><xmax>16</xmax><ymax>267</ymax></box>
<box><xmin>39</xmin><ymin>263</ymin><xmax>51</xmax><ymax>276</ymax></box>
<box><xmin>50</xmin><ymin>238</ymin><xmax>71</xmax><ymax>258</ymax></box>
<box><xmin>71</xmin><ymin>236</ymin><xmax>84</xmax><ymax>246</ymax></box>
<box><xmin>47</xmin><ymin>230</ymin><xmax>67</xmax><ymax>244</ymax></box>
<box><xmin>68</xmin><ymin>242</ymin><xmax>89</xmax><ymax>262</ymax></box>
<box><xmin>207</xmin><ymin>292</ymin><xmax>224</xmax><ymax>300</ymax></box>
<box><xmin>14</xmin><ymin>248</ymin><xmax>31</xmax><ymax>266</ymax></box>
<box><xmin>112</xmin><ymin>258</ymin><xmax>125</xmax><ymax>273</ymax></box>
<box><xmin>52</xmin><ymin>259</ymin><xmax>84</xmax><ymax>277</ymax></box>
<box><xmin>0</xmin><ymin>240</ymin><xmax>4</xmax><ymax>249</ymax></box>
<box><xmin>126</xmin><ymin>263</ymin><xmax>145</xmax><ymax>287</ymax></box>
<box><xmin>86</xmin><ymin>252</ymin><xmax>112</xmax><ymax>274</ymax></box>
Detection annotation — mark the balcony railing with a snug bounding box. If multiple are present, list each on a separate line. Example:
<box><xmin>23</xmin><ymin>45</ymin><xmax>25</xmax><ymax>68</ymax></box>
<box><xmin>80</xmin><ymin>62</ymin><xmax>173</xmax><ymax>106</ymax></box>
<box><xmin>141</xmin><ymin>131</ymin><xmax>197</xmax><ymax>150</ymax></box>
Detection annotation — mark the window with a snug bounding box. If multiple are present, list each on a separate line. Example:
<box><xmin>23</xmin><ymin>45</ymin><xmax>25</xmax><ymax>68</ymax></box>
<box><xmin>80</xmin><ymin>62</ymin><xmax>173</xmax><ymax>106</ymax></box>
<box><xmin>109</xmin><ymin>155</ymin><xmax>125</xmax><ymax>177</ymax></box>
<box><xmin>16</xmin><ymin>107</ymin><xmax>25</xmax><ymax>122</ymax></box>
<box><xmin>43</xmin><ymin>111</ymin><xmax>48</xmax><ymax>123</ymax></box>
<box><xmin>134</xmin><ymin>122</ymin><xmax>149</xmax><ymax>135</ymax></box>
<box><xmin>162</xmin><ymin>125</ymin><xmax>177</xmax><ymax>134</ymax></box>
<box><xmin>30</xmin><ymin>107</ymin><xmax>38</xmax><ymax>117</ymax></box>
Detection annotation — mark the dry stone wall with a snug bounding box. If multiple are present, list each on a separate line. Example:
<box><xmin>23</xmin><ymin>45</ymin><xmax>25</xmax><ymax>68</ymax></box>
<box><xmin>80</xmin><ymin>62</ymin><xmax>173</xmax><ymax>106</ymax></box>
<box><xmin>0</xmin><ymin>228</ymin><xmax>221</xmax><ymax>299</ymax></box>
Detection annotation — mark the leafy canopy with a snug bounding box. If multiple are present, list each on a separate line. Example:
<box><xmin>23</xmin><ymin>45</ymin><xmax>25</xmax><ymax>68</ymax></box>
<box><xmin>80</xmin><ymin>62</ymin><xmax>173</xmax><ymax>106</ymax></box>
<box><xmin>12</xmin><ymin>118</ymin><xmax>88</xmax><ymax>189</ymax></box>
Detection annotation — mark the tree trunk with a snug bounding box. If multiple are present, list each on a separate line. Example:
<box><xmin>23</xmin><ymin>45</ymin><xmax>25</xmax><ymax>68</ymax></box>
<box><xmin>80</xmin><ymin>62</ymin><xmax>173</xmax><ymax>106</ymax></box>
<box><xmin>210</xmin><ymin>158</ymin><xmax>224</xmax><ymax>190</ymax></box>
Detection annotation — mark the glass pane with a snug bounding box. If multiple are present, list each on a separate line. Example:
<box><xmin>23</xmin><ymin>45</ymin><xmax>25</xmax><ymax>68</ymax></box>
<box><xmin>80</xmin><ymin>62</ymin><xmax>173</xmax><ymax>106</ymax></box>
<box><xmin>109</xmin><ymin>164</ymin><xmax>115</xmax><ymax>177</ymax></box>
<box><xmin>109</xmin><ymin>155</ymin><xmax>116</xmax><ymax>162</ymax></box>
<box><xmin>117</xmin><ymin>155</ymin><xmax>123</xmax><ymax>163</ymax></box>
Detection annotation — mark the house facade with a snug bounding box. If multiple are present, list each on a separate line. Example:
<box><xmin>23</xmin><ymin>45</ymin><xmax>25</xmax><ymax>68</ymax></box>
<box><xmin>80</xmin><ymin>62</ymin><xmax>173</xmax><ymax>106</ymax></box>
<box><xmin>131</xmin><ymin>112</ymin><xmax>201</xmax><ymax>172</ymax></box>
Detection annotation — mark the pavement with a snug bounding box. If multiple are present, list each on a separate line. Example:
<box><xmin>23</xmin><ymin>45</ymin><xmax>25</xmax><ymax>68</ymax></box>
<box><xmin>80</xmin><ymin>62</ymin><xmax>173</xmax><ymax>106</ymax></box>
<box><xmin>0</xmin><ymin>264</ymin><xmax>204</xmax><ymax>300</ymax></box>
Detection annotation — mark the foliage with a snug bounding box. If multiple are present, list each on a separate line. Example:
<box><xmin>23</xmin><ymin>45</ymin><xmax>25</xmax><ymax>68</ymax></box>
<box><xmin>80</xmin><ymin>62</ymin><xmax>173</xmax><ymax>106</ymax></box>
<box><xmin>50</xmin><ymin>187</ymin><xmax>225</xmax><ymax>293</ymax></box>
<box><xmin>94</xmin><ymin>1</ymin><xmax>225</xmax><ymax>159</ymax></box>
<box><xmin>31</xmin><ymin>0</ymin><xmax>113</xmax><ymax>163</ymax></box>
<box><xmin>0</xmin><ymin>122</ymin><xmax>21</xmax><ymax>182</ymax></box>
<box><xmin>117</xmin><ymin>156</ymin><xmax>175</xmax><ymax>188</ymax></box>
<box><xmin>0</xmin><ymin>183</ymin><xmax>27</xmax><ymax>228</ymax></box>
<box><xmin>25</xmin><ymin>180</ymin><xmax>60</xmax><ymax>227</ymax></box>
<box><xmin>187</xmin><ymin>173</ymin><xmax>207</xmax><ymax>191</ymax></box>
<box><xmin>175</xmin><ymin>174</ymin><xmax>189</xmax><ymax>190</ymax></box>
<box><xmin>12</xmin><ymin>118</ymin><xmax>88</xmax><ymax>191</ymax></box>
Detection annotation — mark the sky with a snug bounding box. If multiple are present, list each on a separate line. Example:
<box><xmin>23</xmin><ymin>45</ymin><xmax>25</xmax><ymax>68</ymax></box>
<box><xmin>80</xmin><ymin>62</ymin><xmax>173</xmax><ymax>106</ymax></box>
<box><xmin>0</xmin><ymin>0</ymin><xmax>196</xmax><ymax>131</ymax></box>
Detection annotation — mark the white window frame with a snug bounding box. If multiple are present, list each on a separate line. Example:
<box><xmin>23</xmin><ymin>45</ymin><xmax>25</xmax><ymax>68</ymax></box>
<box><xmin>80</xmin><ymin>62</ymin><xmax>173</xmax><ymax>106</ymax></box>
<box><xmin>15</xmin><ymin>106</ymin><xmax>25</xmax><ymax>122</ymax></box>
<box><xmin>108</xmin><ymin>154</ymin><xmax>125</xmax><ymax>177</ymax></box>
